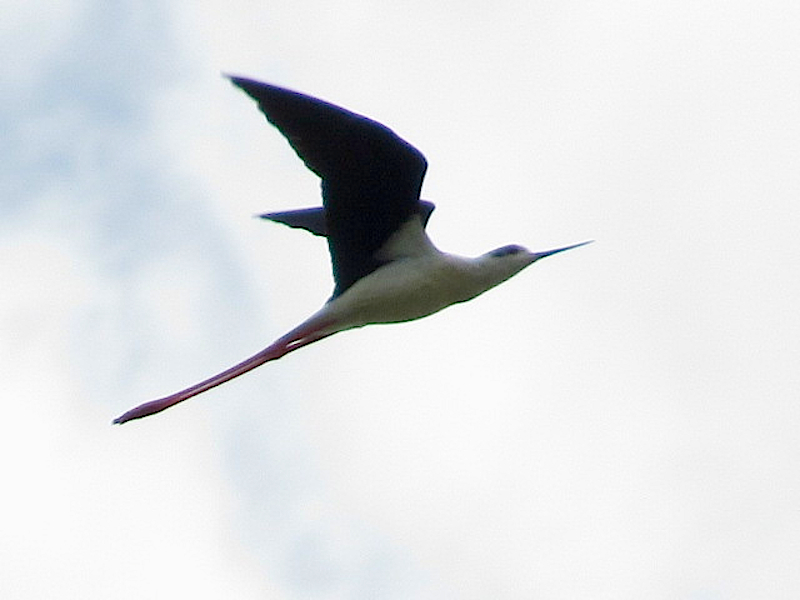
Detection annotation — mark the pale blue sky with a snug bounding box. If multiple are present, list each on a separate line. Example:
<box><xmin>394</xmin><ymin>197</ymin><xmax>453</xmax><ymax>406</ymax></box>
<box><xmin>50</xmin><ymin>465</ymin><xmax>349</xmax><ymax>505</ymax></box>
<box><xmin>3</xmin><ymin>1</ymin><xmax>800</xmax><ymax>598</ymax></box>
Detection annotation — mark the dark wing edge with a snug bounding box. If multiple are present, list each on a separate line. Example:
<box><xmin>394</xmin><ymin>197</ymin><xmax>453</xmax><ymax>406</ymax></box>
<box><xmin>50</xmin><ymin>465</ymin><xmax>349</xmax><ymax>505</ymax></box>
<box><xmin>259</xmin><ymin>207</ymin><xmax>327</xmax><ymax>236</ymax></box>
<box><xmin>259</xmin><ymin>200</ymin><xmax>435</xmax><ymax>238</ymax></box>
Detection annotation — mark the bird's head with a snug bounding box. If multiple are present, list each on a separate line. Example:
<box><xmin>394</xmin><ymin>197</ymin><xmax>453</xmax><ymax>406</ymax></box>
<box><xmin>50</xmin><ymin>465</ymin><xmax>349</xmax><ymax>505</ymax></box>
<box><xmin>479</xmin><ymin>240</ymin><xmax>593</xmax><ymax>286</ymax></box>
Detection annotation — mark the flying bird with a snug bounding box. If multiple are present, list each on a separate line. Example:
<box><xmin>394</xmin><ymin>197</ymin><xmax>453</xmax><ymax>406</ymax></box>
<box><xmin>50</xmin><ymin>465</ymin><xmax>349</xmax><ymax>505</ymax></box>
<box><xmin>113</xmin><ymin>76</ymin><xmax>590</xmax><ymax>424</ymax></box>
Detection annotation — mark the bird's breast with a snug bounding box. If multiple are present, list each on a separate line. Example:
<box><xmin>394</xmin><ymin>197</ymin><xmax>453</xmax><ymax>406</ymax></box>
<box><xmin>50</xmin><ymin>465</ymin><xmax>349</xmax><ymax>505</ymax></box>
<box><xmin>324</xmin><ymin>254</ymin><xmax>489</xmax><ymax>328</ymax></box>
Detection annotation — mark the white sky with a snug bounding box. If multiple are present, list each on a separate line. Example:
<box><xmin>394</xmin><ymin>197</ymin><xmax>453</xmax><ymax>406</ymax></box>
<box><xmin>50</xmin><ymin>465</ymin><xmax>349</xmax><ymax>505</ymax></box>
<box><xmin>3</xmin><ymin>1</ymin><xmax>800</xmax><ymax>598</ymax></box>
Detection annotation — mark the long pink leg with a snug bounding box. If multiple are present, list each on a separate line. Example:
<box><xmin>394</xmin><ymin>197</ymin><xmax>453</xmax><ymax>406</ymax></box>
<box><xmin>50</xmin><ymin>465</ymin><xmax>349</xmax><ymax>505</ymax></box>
<box><xmin>113</xmin><ymin>316</ymin><xmax>336</xmax><ymax>424</ymax></box>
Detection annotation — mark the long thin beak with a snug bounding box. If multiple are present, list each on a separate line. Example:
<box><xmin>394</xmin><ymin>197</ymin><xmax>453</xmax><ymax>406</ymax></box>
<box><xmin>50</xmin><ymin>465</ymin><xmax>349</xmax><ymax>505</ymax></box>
<box><xmin>532</xmin><ymin>240</ymin><xmax>593</xmax><ymax>261</ymax></box>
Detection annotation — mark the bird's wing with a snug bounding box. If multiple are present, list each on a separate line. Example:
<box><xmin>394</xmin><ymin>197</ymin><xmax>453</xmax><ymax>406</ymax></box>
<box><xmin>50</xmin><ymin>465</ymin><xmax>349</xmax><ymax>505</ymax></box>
<box><xmin>260</xmin><ymin>207</ymin><xmax>328</xmax><ymax>236</ymax></box>
<box><xmin>229</xmin><ymin>76</ymin><xmax>428</xmax><ymax>297</ymax></box>
<box><xmin>259</xmin><ymin>200</ymin><xmax>436</xmax><ymax>238</ymax></box>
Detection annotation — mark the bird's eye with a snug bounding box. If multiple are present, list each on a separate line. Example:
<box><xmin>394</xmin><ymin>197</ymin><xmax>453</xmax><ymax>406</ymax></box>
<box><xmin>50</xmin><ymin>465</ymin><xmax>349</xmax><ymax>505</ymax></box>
<box><xmin>490</xmin><ymin>245</ymin><xmax>523</xmax><ymax>258</ymax></box>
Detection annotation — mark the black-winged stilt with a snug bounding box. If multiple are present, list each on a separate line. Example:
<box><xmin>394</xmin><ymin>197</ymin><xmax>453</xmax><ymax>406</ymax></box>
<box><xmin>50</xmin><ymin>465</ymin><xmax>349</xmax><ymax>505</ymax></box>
<box><xmin>113</xmin><ymin>76</ymin><xmax>590</xmax><ymax>424</ymax></box>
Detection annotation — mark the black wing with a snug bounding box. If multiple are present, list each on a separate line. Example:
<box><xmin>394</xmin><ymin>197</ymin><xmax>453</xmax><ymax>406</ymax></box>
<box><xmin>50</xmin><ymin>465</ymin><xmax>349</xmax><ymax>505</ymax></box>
<box><xmin>230</xmin><ymin>76</ymin><xmax>428</xmax><ymax>297</ymax></box>
<box><xmin>259</xmin><ymin>200</ymin><xmax>436</xmax><ymax>238</ymax></box>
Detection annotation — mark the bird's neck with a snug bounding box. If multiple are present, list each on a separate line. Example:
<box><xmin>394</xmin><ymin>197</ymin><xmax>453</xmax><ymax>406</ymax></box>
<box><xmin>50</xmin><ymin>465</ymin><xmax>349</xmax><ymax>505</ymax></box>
<box><xmin>453</xmin><ymin>253</ymin><xmax>533</xmax><ymax>299</ymax></box>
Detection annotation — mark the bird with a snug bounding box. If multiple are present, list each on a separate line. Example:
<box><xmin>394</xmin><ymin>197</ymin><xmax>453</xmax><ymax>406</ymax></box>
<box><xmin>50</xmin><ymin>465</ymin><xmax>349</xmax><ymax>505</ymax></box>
<box><xmin>113</xmin><ymin>76</ymin><xmax>590</xmax><ymax>424</ymax></box>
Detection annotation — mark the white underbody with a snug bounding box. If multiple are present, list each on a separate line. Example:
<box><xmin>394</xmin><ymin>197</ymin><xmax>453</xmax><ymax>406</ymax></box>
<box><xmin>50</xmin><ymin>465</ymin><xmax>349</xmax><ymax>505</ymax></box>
<box><xmin>326</xmin><ymin>252</ymin><xmax>493</xmax><ymax>326</ymax></box>
<box><xmin>311</xmin><ymin>217</ymin><xmax>538</xmax><ymax>334</ymax></box>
